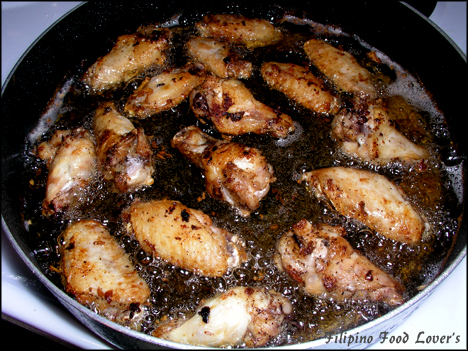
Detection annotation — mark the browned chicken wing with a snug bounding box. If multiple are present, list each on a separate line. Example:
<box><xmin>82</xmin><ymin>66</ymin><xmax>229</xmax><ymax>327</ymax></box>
<box><xmin>261</xmin><ymin>62</ymin><xmax>340</xmax><ymax>115</ymax></box>
<box><xmin>195</xmin><ymin>14</ymin><xmax>282</xmax><ymax>48</ymax></box>
<box><xmin>190</xmin><ymin>75</ymin><xmax>295</xmax><ymax>138</ymax></box>
<box><xmin>153</xmin><ymin>286</ymin><xmax>292</xmax><ymax>347</ymax></box>
<box><xmin>39</xmin><ymin>128</ymin><xmax>97</xmax><ymax>217</ymax></box>
<box><xmin>304</xmin><ymin>39</ymin><xmax>376</xmax><ymax>99</ymax></box>
<box><xmin>276</xmin><ymin>219</ymin><xmax>404</xmax><ymax>305</ymax></box>
<box><xmin>171</xmin><ymin>126</ymin><xmax>276</xmax><ymax>216</ymax></box>
<box><xmin>82</xmin><ymin>28</ymin><xmax>172</xmax><ymax>92</ymax></box>
<box><xmin>300</xmin><ymin>167</ymin><xmax>427</xmax><ymax>244</ymax></box>
<box><xmin>331</xmin><ymin>101</ymin><xmax>429</xmax><ymax>164</ymax></box>
<box><xmin>187</xmin><ymin>37</ymin><xmax>252</xmax><ymax>79</ymax></box>
<box><xmin>124</xmin><ymin>199</ymin><xmax>247</xmax><ymax>277</ymax></box>
<box><xmin>93</xmin><ymin>102</ymin><xmax>154</xmax><ymax>192</ymax></box>
<box><xmin>59</xmin><ymin>220</ymin><xmax>151</xmax><ymax>326</ymax></box>
<box><xmin>124</xmin><ymin>64</ymin><xmax>206</xmax><ymax>118</ymax></box>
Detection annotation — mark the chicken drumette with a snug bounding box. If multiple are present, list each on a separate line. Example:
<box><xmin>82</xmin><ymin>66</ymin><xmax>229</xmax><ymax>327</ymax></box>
<box><xmin>276</xmin><ymin>219</ymin><xmax>404</xmax><ymax>305</ymax></box>
<box><xmin>171</xmin><ymin>126</ymin><xmax>276</xmax><ymax>216</ymax></box>
<box><xmin>38</xmin><ymin>128</ymin><xmax>97</xmax><ymax>217</ymax></box>
<box><xmin>153</xmin><ymin>286</ymin><xmax>292</xmax><ymax>347</ymax></box>
<box><xmin>93</xmin><ymin>102</ymin><xmax>154</xmax><ymax>192</ymax></box>
<box><xmin>331</xmin><ymin>100</ymin><xmax>429</xmax><ymax>164</ymax></box>
<box><xmin>190</xmin><ymin>75</ymin><xmax>295</xmax><ymax>138</ymax></box>
<box><xmin>187</xmin><ymin>37</ymin><xmax>252</xmax><ymax>79</ymax></box>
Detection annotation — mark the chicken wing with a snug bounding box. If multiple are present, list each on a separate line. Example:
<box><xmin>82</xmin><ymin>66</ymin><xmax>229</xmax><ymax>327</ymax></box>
<box><xmin>82</xmin><ymin>28</ymin><xmax>172</xmax><ymax>92</ymax></box>
<box><xmin>93</xmin><ymin>102</ymin><xmax>154</xmax><ymax>192</ymax></box>
<box><xmin>276</xmin><ymin>219</ymin><xmax>404</xmax><ymax>305</ymax></box>
<box><xmin>186</xmin><ymin>37</ymin><xmax>252</xmax><ymax>79</ymax></box>
<box><xmin>190</xmin><ymin>75</ymin><xmax>295</xmax><ymax>138</ymax></box>
<box><xmin>303</xmin><ymin>39</ymin><xmax>376</xmax><ymax>99</ymax></box>
<box><xmin>123</xmin><ymin>64</ymin><xmax>206</xmax><ymax>118</ymax></box>
<box><xmin>195</xmin><ymin>14</ymin><xmax>282</xmax><ymax>48</ymax></box>
<box><xmin>331</xmin><ymin>101</ymin><xmax>429</xmax><ymax>164</ymax></box>
<box><xmin>124</xmin><ymin>199</ymin><xmax>247</xmax><ymax>277</ymax></box>
<box><xmin>261</xmin><ymin>62</ymin><xmax>340</xmax><ymax>115</ymax></box>
<box><xmin>40</xmin><ymin>128</ymin><xmax>97</xmax><ymax>217</ymax></box>
<box><xmin>59</xmin><ymin>220</ymin><xmax>151</xmax><ymax>326</ymax></box>
<box><xmin>300</xmin><ymin>167</ymin><xmax>427</xmax><ymax>244</ymax></box>
<box><xmin>171</xmin><ymin>126</ymin><xmax>275</xmax><ymax>216</ymax></box>
<box><xmin>153</xmin><ymin>286</ymin><xmax>292</xmax><ymax>347</ymax></box>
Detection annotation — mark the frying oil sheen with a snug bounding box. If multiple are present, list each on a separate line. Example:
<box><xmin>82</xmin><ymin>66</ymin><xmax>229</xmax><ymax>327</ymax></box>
<box><xmin>21</xmin><ymin>12</ymin><xmax>462</xmax><ymax>347</ymax></box>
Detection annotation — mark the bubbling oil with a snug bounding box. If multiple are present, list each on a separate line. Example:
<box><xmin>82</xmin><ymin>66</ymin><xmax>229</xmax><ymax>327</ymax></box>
<box><xmin>21</xmin><ymin>11</ymin><xmax>462</xmax><ymax>348</ymax></box>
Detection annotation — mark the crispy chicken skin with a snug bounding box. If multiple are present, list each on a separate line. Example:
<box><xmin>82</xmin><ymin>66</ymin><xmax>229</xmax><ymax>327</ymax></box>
<box><xmin>331</xmin><ymin>101</ymin><xmax>429</xmax><ymax>164</ymax></box>
<box><xmin>153</xmin><ymin>286</ymin><xmax>292</xmax><ymax>347</ymax></box>
<box><xmin>195</xmin><ymin>14</ymin><xmax>282</xmax><ymax>48</ymax></box>
<box><xmin>276</xmin><ymin>220</ymin><xmax>404</xmax><ymax>305</ymax></box>
<box><xmin>93</xmin><ymin>102</ymin><xmax>154</xmax><ymax>192</ymax></box>
<box><xmin>171</xmin><ymin>126</ymin><xmax>276</xmax><ymax>216</ymax></box>
<box><xmin>39</xmin><ymin>128</ymin><xmax>97</xmax><ymax>217</ymax></box>
<box><xmin>190</xmin><ymin>75</ymin><xmax>295</xmax><ymax>138</ymax></box>
<box><xmin>187</xmin><ymin>36</ymin><xmax>253</xmax><ymax>79</ymax></box>
<box><xmin>261</xmin><ymin>62</ymin><xmax>340</xmax><ymax>115</ymax></box>
<box><xmin>124</xmin><ymin>64</ymin><xmax>206</xmax><ymax>118</ymax></box>
<box><xmin>59</xmin><ymin>220</ymin><xmax>151</xmax><ymax>324</ymax></box>
<box><xmin>301</xmin><ymin>167</ymin><xmax>426</xmax><ymax>244</ymax></box>
<box><xmin>304</xmin><ymin>39</ymin><xmax>376</xmax><ymax>99</ymax></box>
<box><xmin>82</xmin><ymin>28</ymin><xmax>171</xmax><ymax>92</ymax></box>
<box><xmin>125</xmin><ymin>199</ymin><xmax>247</xmax><ymax>277</ymax></box>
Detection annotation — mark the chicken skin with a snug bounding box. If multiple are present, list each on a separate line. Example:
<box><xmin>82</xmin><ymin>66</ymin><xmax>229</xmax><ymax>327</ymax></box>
<box><xmin>82</xmin><ymin>28</ymin><xmax>171</xmax><ymax>92</ymax></box>
<box><xmin>304</xmin><ymin>39</ymin><xmax>376</xmax><ymax>99</ymax></box>
<box><xmin>124</xmin><ymin>64</ymin><xmax>206</xmax><ymax>118</ymax></box>
<box><xmin>195</xmin><ymin>14</ymin><xmax>282</xmax><ymax>48</ymax></box>
<box><xmin>59</xmin><ymin>220</ymin><xmax>151</xmax><ymax>325</ymax></box>
<box><xmin>190</xmin><ymin>75</ymin><xmax>295</xmax><ymax>138</ymax></box>
<box><xmin>331</xmin><ymin>101</ymin><xmax>429</xmax><ymax>164</ymax></box>
<box><xmin>93</xmin><ymin>102</ymin><xmax>154</xmax><ymax>192</ymax></box>
<box><xmin>153</xmin><ymin>286</ymin><xmax>292</xmax><ymax>347</ymax></box>
<box><xmin>39</xmin><ymin>128</ymin><xmax>97</xmax><ymax>217</ymax></box>
<box><xmin>276</xmin><ymin>220</ymin><xmax>404</xmax><ymax>305</ymax></box>
<box><xmin>261</xmin><ymin>62</ymin><xmax>340</xmax><ymax>115</ymax></box>
<box><xmin>187</xmin><ymin>36</ymin><xmax>252</xmax><ymax>79</ymax></box>
<box><xmin>124</xmin><ymin>199</ymin><xmax>247</xmax><ymax>277</ymax></box>
<box><xmin>171</xmin><ymin>126</ymin><xmax>276</xmax><ymax>216</ymax></box>
<box><xmin>300</xmin><ymin>167</ymin><xmax>427</xmax><ymax>244</ymax></box>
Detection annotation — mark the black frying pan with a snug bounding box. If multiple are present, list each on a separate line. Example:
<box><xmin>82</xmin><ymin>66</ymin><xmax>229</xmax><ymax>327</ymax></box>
<box><xmin>2</xmin><ymin>1</ymin><xmax>466</xmax><ymax>349</ymax></box>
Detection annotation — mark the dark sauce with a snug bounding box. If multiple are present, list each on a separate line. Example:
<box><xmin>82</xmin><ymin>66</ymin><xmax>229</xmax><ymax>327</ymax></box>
<box><xmin>21</xmin><ymin>15</ymin><xmax>462</xmax><ymax>347</ymax></box>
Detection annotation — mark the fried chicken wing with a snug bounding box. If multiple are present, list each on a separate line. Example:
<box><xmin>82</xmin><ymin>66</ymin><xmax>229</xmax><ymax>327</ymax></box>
<box><xmin>124</xmin><ymin>64</ymin><xmax>206</xmax><ymax>118</ymax></box>
<box><xmin>82</xmin><ymin>28</ymin><xmax>171</xmax><ymax>92</ymax></box>
<box><xmin>40</xmin><ymin>128</ymin><xmax>97</xmax><ymax>217</ymax></box>
<box><xmin>93</xmin><ymin>102</ymin><xmax>154</xmax><ymax>192</ymax></box>
<box><xmin>171</xmin><ymin>126</ymin><xmax>275</xmax><ymax>216</ymax></box>
<box><xmin>187</xmin><ymin>36</ymin><xmax>252</xmax><ymax>79</ymax></box>
<box><xmin>300</xmin><ymin>167</ymin><xmax>427</xmax><ymax>244</ymax></box>
<box><xmin>59</xmin><ymin>220</ymin><xmax>151</xmax><ymax>325</ymax></box>
<box><xmin>190</xmin><ymin>75</ymin><xmax>295</xmax><ymax>138</ymax></box>
<box><xmin>304</xmin><ymin>39</ymin><xmax>376</xmax><ymax>99</ymax></box>
<box><xmin>261</xmin><ymin>62</ymin><xmax>340</xmax><ymax>115</ymax></box>
<box><xmin>125</xmin><ymin>200</ymin><xmax>247</xmax><ymax>277</ymax></box>
<box><xmin>276</xmin><ymin>220</ymin><xmax>404</xmax><ymax>305</ymax></box>
<box><xmin>195</xmin><ymin>14</ymin><xmax>282</xmax><ymax>48</ymax></box>
<box><xmin>153</xmin><ymin>286</ymin><xmax>292</xmax><ymax>347</ymax></box>
<box><xmin>331</xmin><ymin>101</ymin><xmax>429</xmax><ymax>164</ymax></box>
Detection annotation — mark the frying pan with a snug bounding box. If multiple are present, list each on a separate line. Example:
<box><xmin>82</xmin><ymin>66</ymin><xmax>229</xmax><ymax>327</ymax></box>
<box><xmin>2</xmin><ymin>1</ymin><xmax>466</xmax><ymax>349</ymax></box>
